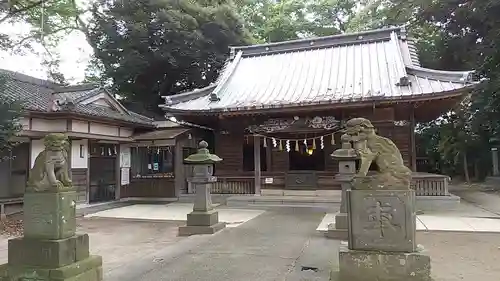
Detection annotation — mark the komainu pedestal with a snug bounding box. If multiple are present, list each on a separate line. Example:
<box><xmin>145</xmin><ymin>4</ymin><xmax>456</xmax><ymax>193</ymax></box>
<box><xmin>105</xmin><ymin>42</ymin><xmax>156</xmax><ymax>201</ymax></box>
<box><xmin>330</xmin><ymin>118</ymin><xmax>431</xmax><ymax>281</ymax></box>
<box><xmin>336</xmin><ymin>189</ymin><xmax>431</xmax><ymax>281</ymax></box>
<box><xmin>347</xmin><ymin>190</ymin><xmax>416</xmax><ymax>252</ymax></box>
<box><xmin>0</xmin><ymin>133</ymin><xmax>102</xmax><ymax>281</ymax></box>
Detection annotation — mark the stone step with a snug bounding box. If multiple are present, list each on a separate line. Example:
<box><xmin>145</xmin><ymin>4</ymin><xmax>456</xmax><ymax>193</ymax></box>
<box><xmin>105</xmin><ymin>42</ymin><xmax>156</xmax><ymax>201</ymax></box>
<box><xmin>261</xmin><ymin>189</ymin><xmax>341</xmax><ymax>197</ymax></box>
<box><xmin>226</xmin><ymin>195</ymin><xmax>341</xmax><ymax>210</ymax></box>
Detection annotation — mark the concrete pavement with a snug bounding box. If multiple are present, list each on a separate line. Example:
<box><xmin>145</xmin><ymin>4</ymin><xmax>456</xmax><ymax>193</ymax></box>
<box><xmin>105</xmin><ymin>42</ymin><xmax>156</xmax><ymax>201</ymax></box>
<box><xmin>106</xmin><ymin>207</ymin><xmax>338</xmax><ymax>281</ymax></box>
<box><xmin>452</xmin><ymin>189</ymin><xmax>500</xmax><ymax>215</ymax></box>
<box><xmin>85</xmin><ymin>203</ymin><xmax>266</xmax><ymax>228</ymax></box>
<box><xmin>317</xmin><ymin>212</ymin><xmax>500</xmax><ymax>233</ymax></box>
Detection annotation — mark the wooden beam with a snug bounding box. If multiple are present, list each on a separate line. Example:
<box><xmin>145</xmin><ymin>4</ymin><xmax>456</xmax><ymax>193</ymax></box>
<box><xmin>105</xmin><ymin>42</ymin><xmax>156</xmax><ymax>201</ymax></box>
<box><xmin>410</xmin><ymin>106</ymin><xmax>417</xmax><ymax>172</ymax></box>
<box><xmin>253</xmin><ymin>135</ymin><xmax>261</xmax><ymax>195</ymax></box>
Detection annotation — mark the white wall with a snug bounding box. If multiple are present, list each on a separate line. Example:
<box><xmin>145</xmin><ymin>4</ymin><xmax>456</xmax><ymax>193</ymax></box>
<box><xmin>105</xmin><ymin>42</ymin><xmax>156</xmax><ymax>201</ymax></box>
<box><xmin>72</xmin><ymin>120</ymin><xmax>88</xmax><ymax>133</ymax></box>
<box><xmin>119</xmin><ymin>127</ymin><xmax>134</xmax><ymax>137</ymax></box>
<box><xmin>89</xmin><ymin>123</ymin><xmax>119</xmax><ymax>136</ymax></box>
<box><xmin>31</xmin><ymin>118</ymin><xmax>66</xmax><ymax>132</ymax></box>
<box><xmin>30</xmin><ymin>139</ymin><xmax>44</xmax><ymax>168</ymax></box>
<box><xmin>31</xmin><ymin>139</ymin><xmax>89</xmax><ymax>169</ymax></box>
<box><xmin>71</xmin><ymin>140</ymin><xmax>88</xmax><ymax>169</ymax></box>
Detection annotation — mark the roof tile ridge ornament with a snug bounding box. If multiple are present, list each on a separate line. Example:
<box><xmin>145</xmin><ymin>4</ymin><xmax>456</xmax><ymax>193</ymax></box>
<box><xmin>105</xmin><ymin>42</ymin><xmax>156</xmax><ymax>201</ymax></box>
<box><xmin>161</xmin><ymin>84</ymin><xmax>218</xmax><ymax>106</ymax></box>
<box><xmin>390</xmin><ymin>31</ymin><xmax>411</xmax><ymax>87</ymax></box>
<box><xmin>399</xmin><ymin>25</ymin><xmax>408</xmax><ymax>41</ymax></box>
<box><xmin>47</xmin><ymin>93</ymin><xmax>76</xmax><ymax>112</ymax></box>
<box><xmin>406</xmin><ymin>65</ymin><xmax>478</xmax><ymax>83</ymax></box>
<box><xmin>209</xmin><ymin>50</ymin><xmax>243</xmax><ymax>102</ymax></box>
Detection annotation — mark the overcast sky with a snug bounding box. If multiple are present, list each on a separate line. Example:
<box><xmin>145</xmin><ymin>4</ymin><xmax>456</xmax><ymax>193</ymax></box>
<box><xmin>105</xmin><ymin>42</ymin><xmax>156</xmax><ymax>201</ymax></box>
<box><xmin>0</xmin><ymin>0</ymin><xmax>92</xmax><ymax>84</ymax></box>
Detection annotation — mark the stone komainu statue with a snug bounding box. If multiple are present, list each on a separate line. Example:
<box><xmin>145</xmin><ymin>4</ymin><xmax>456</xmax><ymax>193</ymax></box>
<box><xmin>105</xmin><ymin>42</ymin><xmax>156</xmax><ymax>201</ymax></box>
<box><xmin>26</xmin><ymin>133</ymin><xmax>72</xmax><ymax>192</ymax></box>
<box><xmin>344</xmin><ymin>118</ymin><xmax>412</xmax><ymax>189</ymax></box>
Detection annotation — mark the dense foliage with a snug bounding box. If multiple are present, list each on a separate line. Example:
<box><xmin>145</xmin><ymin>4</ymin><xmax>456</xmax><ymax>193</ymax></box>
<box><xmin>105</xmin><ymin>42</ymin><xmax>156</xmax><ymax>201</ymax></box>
<box><xmin>405</xmin><ymin>0</ymin><xmax>500</xmax><ymax>181</ymax></box>
<box><xmin>85</xmin><ymin>0</ymin><xmax>251</xmax><ymax>114</ymax></box>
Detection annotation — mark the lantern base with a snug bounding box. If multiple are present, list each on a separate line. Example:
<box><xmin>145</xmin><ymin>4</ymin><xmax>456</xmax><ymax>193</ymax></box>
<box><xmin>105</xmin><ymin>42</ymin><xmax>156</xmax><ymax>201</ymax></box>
<box><xmin>178</xmin><ymin>222</ymin><xmax>226</xmax><ymax>236</ymax></box>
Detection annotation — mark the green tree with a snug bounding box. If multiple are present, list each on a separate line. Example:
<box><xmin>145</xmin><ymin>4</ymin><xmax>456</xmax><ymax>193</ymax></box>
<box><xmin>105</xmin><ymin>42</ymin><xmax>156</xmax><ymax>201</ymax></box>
<box><xmin>237</xmin><ymin>0</ymin><xmax>313</xmax><ymax>43</ymax></box>
<box><xmin>405</xmin><ymin>0</ymin><xmax>500</xmax><ymax>180</ymax></box>
<box><xmin>0</xmin><ymin>0</ymin><xmax>90</xmax><ymax>82</ymax></box>
<box><xmin>85</xmin><ymin>0</ymin><xmax>251</xmax><ymax>113</ymax></box>
<box><xmin>238</xmin><ymin>0</ymin><xmax>367</xmax><ymax>43</ymax></box>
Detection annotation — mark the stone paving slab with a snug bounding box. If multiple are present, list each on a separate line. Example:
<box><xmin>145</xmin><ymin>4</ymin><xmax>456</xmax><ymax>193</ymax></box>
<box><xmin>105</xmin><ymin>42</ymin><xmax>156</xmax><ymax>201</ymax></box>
<box><xmin>453</xmin><ymin>190</ymin><xmax>500</xmax><ymax>215</ymax></box>
<box><xmin>418</xmin><ymin>215</ymin><xmax>500</xmax><ymax>232</ymax></box>
<box><xmin>107</xmin><ymin>208</ymin><xmax>326</xmax><ymax>281</ymax></box>
<box><xmin>85</xmin><ymin>203</ymin><xmax>265</xmax><ymax>228</ymax></box>
<box><xmin>316</xmin><ymin>213</ymin><xmax>500</xmax><ymax>233</ymax></box>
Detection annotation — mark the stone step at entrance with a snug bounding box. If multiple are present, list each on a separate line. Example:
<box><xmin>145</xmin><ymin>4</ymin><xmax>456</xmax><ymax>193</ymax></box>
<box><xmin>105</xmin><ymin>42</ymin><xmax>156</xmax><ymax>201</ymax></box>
<box><xmin>261</xmin><ymin>189</ymin><xmax>342</xmax><ymax>197</ymax></box>
<box><xmin>226</xmin><ymin>193</ymin><xmax>342</xmax><ymax>210</ymax></box>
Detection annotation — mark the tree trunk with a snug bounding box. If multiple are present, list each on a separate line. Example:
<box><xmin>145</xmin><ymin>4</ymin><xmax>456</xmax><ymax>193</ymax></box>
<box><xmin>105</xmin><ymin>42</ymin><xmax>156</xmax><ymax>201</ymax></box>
<box><xmin>474</xmin><ymin>160</ymin><xmax>480</xmax><ymax>181</ymax></box>
<box><xmin>463</xmin><ymin>153</ymin><xmax>470</xmax><ymax>183</ymax></box>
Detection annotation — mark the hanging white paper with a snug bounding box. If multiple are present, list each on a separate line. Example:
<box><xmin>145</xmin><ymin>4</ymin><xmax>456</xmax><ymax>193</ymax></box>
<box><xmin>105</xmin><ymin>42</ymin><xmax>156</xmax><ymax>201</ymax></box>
<box><xmin>121</xmin><ymin>168</ymin><xmax>130</xmax><ymax>185</ymax></box>
<box><xmin>120</xmin><ymin>146</ymin><xmax>131</xmax><ymax>168</ymax></box>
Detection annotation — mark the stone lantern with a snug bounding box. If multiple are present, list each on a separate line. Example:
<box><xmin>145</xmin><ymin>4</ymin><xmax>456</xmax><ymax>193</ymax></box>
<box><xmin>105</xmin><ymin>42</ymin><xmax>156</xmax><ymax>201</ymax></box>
<box><xmin>178</xmin><ymin>140</ymin><xmax>226</xmax><ymax>236</ymax></box>
<box><xmin>326</xmin><ymin>133</ymin><xmax>358</xmax><ymax>239</ymax></box>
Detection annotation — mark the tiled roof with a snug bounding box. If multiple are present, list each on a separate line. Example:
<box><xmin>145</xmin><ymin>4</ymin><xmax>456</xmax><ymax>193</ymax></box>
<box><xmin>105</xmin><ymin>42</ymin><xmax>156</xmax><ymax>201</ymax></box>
<box><xmin>161</xmin><ymin>26</ymin><xmax>477</xmax><ymax>113</ymax></box>
<box><xmin>0</xmin><ymin>69</ymin><xmax>153</xmax><ymax>126</ymax></box>
<box><xmin>133</xmin><ymin>128</ymin><xmax>190</xmax><ymax>140</ymax></box>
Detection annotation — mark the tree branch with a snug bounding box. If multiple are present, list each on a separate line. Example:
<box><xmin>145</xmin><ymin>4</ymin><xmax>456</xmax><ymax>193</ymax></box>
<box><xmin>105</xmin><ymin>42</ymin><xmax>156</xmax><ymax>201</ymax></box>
<box><xmin>11</xmin><ymin>26</ymin><xmax>77</xmax><ymax>51</ymax></box>
<box><xmin>70</xmin><ymin>0</ymin><xmax>92</xmax><ymax>44</ymax></box>
<box><xmin>0</xmin><ymin>0</ymin><xmax>44</xmax><ymax>24</ymax></box>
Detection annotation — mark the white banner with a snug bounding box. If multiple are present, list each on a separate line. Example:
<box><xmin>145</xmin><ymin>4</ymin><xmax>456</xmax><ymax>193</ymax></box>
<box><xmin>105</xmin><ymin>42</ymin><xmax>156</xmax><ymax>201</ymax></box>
<box><xmin>120</xmin><ymin>145</ymin><xmax>131</xmax><ymax>168</ymax></box>
<box><xmin>120</xmin><ymin>168</ymin><xmax>130</xmax><ymax>185</ymax></box>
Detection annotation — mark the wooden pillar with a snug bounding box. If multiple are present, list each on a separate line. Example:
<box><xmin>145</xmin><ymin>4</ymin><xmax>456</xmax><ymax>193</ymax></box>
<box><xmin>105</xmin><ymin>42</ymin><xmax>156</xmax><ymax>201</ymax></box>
<box><xmin>174</xmin><ymin>140</ymin><xmax>185</xmax><ymax>197</ymax></box>
<box><xmin>86</xmin><ymin>140</ymin><xmax>91</xmax><ymax>204</ymax></box>
<box><xmin>115</xmin><ymin>144</ymin><xmax>121</xmax><ymax>200</ymax></box>
<box><xmin>266</xmin><ymin>140</ymin><xmax>272</xmax><ymax>172</ymax></box>
<box><xmin>253</xmin><ymin>135</ymin><xmax>261</xmax><ymax>195</ymax></box>
<box><xmin>410</xmin><ymin>106</ymin><xmax>417</xmax><ymax>172</ymax></box>
<box><xmin>7</xmin><ymin>149</ymin><xmax>12</xmax><ymax>198</ymax></box>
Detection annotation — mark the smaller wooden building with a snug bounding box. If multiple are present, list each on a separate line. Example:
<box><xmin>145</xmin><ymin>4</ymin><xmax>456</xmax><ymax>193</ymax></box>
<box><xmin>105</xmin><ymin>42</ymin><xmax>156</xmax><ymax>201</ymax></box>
<box><xmin>0</xmin><ymin>70</ymin><xmax>203</xmax><ymax>204</ymax></box>
<box><xmin>160</xmin><ymin>26</ymin><xmax>478</xmax><ymax>196</ymax></box>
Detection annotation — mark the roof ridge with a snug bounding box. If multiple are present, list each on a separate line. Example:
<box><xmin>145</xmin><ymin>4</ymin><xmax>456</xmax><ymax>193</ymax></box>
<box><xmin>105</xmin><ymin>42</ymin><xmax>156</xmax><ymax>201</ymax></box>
<box><xmin>0</xmin><ymin>69</ymin><xmax>60</xmax><ymax>89</ymax></box>
<box><xmin>53</xmin><ymin>83</ymin><xmax>99</xmax><ymax>93</ymax></box>
<box><xmin>128</xmin><ymin>110</ymin><xmax>155</xmax><ymax>122</ymax></box>
<box><xmin>209</xmin><ymin>51</ymin><xmax>243</xmax><ymax>101</ymax></box>
<box><xmin>230</xmin><ymin>26</ymin><xmax>405</xmax><ymax>57</ymax></box>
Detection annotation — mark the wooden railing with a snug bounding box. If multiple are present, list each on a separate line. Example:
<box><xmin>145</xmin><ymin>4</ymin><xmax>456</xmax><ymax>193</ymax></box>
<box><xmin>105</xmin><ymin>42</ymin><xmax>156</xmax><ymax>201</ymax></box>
<box><xmin>411</xmin><ymin>173</ymin><xmax>450</xmax><ymax>196</ymax></box>
<box><xmin>188</xmin><ymin>176</ymin><xmax>255</xmax><ymax>194</ymax></box>
<box><xmin>212</xmin><ymin>177</ymin><xmax>254</xmax><ymax>194</ymax></box>
<box><xmin>192</xmin><ymin>172</ymin><xmax>450</xmax><ymax>197</ymax></box>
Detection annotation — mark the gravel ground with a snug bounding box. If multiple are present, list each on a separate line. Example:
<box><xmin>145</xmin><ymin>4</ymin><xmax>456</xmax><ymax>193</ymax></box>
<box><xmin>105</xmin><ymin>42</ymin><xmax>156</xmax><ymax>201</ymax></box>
<box><xmin>418</xmin><ymin>231</ymin><xmax>500</xmax><ymax>281</ymax></box>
